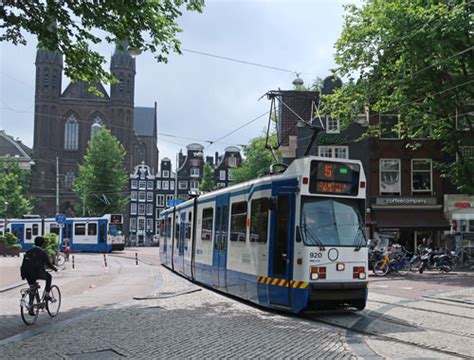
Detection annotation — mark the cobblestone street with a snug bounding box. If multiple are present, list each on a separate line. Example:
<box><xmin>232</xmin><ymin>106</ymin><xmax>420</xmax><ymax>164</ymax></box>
<box><xmin>1</xmin><ymin>249</ymin><xmax>473</xmax><ymax>359</ymax></box>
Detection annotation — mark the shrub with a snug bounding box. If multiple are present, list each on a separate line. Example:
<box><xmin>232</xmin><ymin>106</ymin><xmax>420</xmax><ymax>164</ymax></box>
<box><xmin>43</xmin><ymin>233</ymin><xmax>59</xmax><ymax>258</ymax></box>
<box><xmin>4</xmin><ymin>232</ymin><xmax>18</xmax><ymax>247</ymax></box>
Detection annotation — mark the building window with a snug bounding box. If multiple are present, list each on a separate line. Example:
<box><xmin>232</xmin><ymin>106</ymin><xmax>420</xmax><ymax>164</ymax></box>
<box><xmin>228</xmin><ymin>172</ymin><xmax>234</xmax><ymax>181</ymax></box>
<box><xmin>64</xmin><ymin>114</ymin><xmax>79</xmax><ymax>150</ymax></box>
<box><xmin>179</xmin><ymin>181</ymin><xmax>188</xmax><ymax>190</ymax></box>
<box><xmin>170</xmin><ymin>180</ymin><xmax>175</xmax><ymax>190</ymax></box>
<box><xmin>147</xmin><ymin>181</ymin><xmax>154</xmax><ymax>190</ymax></box>
<box><xmin>166</xmin><ymin>195</ymin><xmax>174</xmax><ymax>205</ymax></box>
<box><xmin>250</xmin><ymin>198</ymin><xmax>269</xmax><ymax>243</ymax></box>
<box><xmin>459</xmin><ymin>146</ymin><xmax>474</xmax><ymax>160</ymax></box>
<box><xmin>380</xmin><ymin>114</ymin><xmax>400</xmax><ymax>139</ymax></box>
<box><xmin>412</xmin><ymin>159</ymin><xmax>432</xmax><ymax>195</ymax></box>
<box><xmin>138</xmin><ymin>218</ymin><xmax>145</xmax><ymax>231</ymax></box>
<box><xmin>131</xmin><ymin>203</ymin><xmax>137</xmax><ymax>215</ymax></box>
<box><xmin>217</xmin><ymin>182</ymin><xmax>226</xmax><ymax>188</ymax></box>
<box><xmin>318</xmin><ymin>146</ymin><xmax>349</xmax><ymax>159</ymax></box>
<box><xmin>201</xmin><ymin>208</ymin><xmax>213</xmax><ymax>241</ymax></box>
<box><xmin>156</xmin><ymin>180</ymin><xmax>161</xmax><ymax>190</ymax></box>
<box><xmin>156</xmin><ymin>194</ymin><xmax>165</xmax><ymax>207</ymax></box>
<box><xmin>190</xmin><ymin>180</ymin><xmax>199</xmax><ymax>190</ymax></box>
<box><xmin>162</xmin><ymin>181</ymin><xmax>169</xmax><ymax>190</ymax></box>
<box><xmin>147</xmin><ymin>204</ymin><xmax>153</xmax><ymax>215</ymax></box>
<box><xmin>380</xmin><ymin>159</ymin><xmax>401</xmax><ymax>195</ymax></box>
<box><xmin>138</xmin><ymin>204</ymin><xmax>145</xmax><ymax>215</ymax></box>
<box><xmin>146</xmin><ymin>192</ymin><xmax>153</xmax><ymax>202</ymax></box>
<box><xmin>91</xmin><ymin>115</ymin><xmax>104</xmax><ymax>138</ymax></box>
<box><xmin>131</xmin><ymin>191</ymin><xmax>137</xmax><ymax>201</ymax></box>
<box><xmin>228</xmin><ymin>157</ymin><xmax>237</xmax><ymax>168</ymax></box>
<box><xmin>130</xmin><ymin>218</ymin><xmax>137</xmax><ymax>231</ymax></box>
<box><xmin>139</xmin><ymin>180</ymin><xmax>146</xmax><ymax>189</ymax></box>
<box><xmin>230</xmin><ymin>201</ymin><xmax>247</xmax><ymax>242</ymax></box>
<box><xmin>44</xmin><ymin>71</ymin><xmax>49</xmax><ymax>88</ymax></box>
<box><xmin>325</xmin><ymin>116</ymin><xmax>340</xmax><ymax>134</ymax></box>
<box><xmin>156</xmin><ymin>208</ymin><xmax>161</xmax><ymax>218</ymax></box>
<box><xmin>219</xmin><ymin>170</ymin><xmax>226</xmax><ymax>181</ymax></box>
<box><xmin>131</xmin><ymin>180</ymin><xmax>138</xmax><ymax>189</ymax></box>
<box><xmin>64</xmin><ymin>170</ymin><xmax>75</xmax><ymax>189</ymax></box>
<box><xmin>190</xmin><ymin>167</ymin><xmax>200</xmax><ymax>177</ymax></box>
<box><xmin>138</xmin><ymin>191</ymin><xmax>146</xmax><ymax>201</ymax></box>
<box><xmin>146</xmin><ymin>218</ymin><xmax>153</xmax><ymax>232</ymax></box>
<box><xmin>162</xmin><ymin>170</ymin><xmax>169</xmax><ymax>178</ymax></box>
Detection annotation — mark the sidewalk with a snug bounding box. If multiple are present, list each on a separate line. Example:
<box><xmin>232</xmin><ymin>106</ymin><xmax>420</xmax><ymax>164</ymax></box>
<box><xmin>423</xmin><ymin>287</ymin><xmax>474</xmax><ymax>305</ymax></box>
<box><xmin>0</xmin><ymin>256</ymin><xmax>24</xmax><ymax>290</ymax></box>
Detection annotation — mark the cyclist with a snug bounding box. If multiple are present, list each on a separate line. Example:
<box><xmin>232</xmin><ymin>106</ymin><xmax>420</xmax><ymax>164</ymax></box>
<box><xmin>20</xmin><ymin>236</ymin><xmax>58</xmax><ymax>308</ymax></box>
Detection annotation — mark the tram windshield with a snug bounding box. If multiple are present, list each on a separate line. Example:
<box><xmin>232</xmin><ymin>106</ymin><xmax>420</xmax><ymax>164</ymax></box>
<box><xmin>300</xmin><ymin>198</ymin><xmax>366</xmax><ymax>247</ymax></box>
<box><xmin>109</xmin><ymin>224</ymin><xmax>123</xmax><ymax>236</ymax></box>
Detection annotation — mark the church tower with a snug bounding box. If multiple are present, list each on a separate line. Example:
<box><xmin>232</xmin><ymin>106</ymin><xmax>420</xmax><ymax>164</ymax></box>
<box><xmin>35</xmin><ymin>49</ymin><xmax>63</xmax><ymax>101</ymax></box>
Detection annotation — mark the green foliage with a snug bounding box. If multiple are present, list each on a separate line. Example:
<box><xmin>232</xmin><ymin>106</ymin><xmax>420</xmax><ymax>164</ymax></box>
<box><xmin>324</xmin><ymin>0</ymin><xmax>474</xmax><ymax>193</ymax></box>
<box><xmin>0</xmin><ymin>1</ymin><xmax>204</xmax><ymax>85</ymax></box>
<box><xmin>230</xmin><ymin>132</ymin><xmax>280</xmax><ymax>184</ymax></box>
<box><xmin>293</xmin><ymin>77</ymin><xmax>323</xmax><ymax>92</ymax></box>
<box><xmin>200</xmin><ymin>163</ymin><xmax>216</xmax><ymax>192</ymax></box>
<box><xmin>73</xmin><ymin>128</ymin><xmax>128</xmax><ymax>216</ymax></box>
<box><xmin>43</xmin><ymin>233</ymin><xmax>59</xmax><ymax>258</ymax></box>
<box><xmin>0</xmin><ymin>232</ymin><xmax>18</xmax><ymax>248</ymax></box>
<box><xmin>0</xmin><ymin>159</ymin><xmax>34</xmax><ymax>218</ymax></box>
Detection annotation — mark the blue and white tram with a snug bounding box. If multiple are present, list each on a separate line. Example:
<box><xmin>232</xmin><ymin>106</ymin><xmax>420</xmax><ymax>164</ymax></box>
<box><xmin>7</xmin><ymin>214</ymin><xmax>125</xmax><ymax>253</ymax></box>
<box><xmin>160</xmin><ymin>156</ymin><xmax>368</xmax><ymax>313</ymax></box>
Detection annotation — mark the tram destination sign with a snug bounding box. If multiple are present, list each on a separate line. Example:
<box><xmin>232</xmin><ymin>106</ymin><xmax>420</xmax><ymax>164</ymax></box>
<box><xmin>375</xmin><ymin>197</ymin><xmax>437</xmax><ymax>206</ymax></box>
<box><xmin>309</xmin><ymin>160</ymin><xmax>360</xmax><ymax>195</ymax></box>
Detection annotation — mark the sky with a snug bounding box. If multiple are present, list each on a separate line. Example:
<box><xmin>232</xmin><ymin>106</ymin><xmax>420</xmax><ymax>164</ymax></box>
<box><xmin>0</xmin><ymin>0</ymin><xmax>360</xmax><ymax>166</ymax></box>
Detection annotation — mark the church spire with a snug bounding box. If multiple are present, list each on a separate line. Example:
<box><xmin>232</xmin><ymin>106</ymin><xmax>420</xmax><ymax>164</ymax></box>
<box><xmin>110</xmin><ymin>40</ymin><xmax>135</xmax><ymax>104</ymax></box>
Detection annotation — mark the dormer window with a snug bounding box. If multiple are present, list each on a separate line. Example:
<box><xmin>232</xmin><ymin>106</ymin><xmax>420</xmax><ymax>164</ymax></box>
<box><xmin>325</xmin><ymin>116</ymin><xmax>340</xmax><ymax>134</ymax></box>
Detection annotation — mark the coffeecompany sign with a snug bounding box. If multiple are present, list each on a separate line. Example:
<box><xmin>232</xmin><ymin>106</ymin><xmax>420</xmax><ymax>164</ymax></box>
<box><xmin>376</xmin><ymin>197</ymin><xmax>437</xmax><ymax>206</ymax></box>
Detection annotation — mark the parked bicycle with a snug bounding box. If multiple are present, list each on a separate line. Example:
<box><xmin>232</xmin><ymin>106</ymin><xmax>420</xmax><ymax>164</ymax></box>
<box><xmin>20</xmin><ymin>281</ymin><xmax>61</xmax><ymax>325</ymax></box>
<box><xmin>373</xmin><ymin>251</ymin><xmax>410</xmax><ymax>276</ymax></box>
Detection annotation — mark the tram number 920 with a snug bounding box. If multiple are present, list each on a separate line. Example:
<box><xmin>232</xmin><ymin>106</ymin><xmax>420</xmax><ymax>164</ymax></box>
<box><xmin>309</xmin><ymin>252</ymin><xmax>323</xmax><ymax>259</ymax></box>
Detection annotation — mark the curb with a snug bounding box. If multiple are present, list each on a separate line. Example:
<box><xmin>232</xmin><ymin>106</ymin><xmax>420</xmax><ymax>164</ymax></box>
<box><xmin>0</xmin><ymin>282</ymin><xmax>25</xmax><ymax>293</ymax></box>
<box><xmin>422</xmin><ymin>295</ymin><xmax>474</xmax><ymax>305</ymax></box>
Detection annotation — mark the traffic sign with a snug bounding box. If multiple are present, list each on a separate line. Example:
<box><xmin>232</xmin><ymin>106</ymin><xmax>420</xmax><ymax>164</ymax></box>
<box><xmin>55</xmin><ymin>213</ymin><xmax>66</xmax><ymax>225</ymax></box>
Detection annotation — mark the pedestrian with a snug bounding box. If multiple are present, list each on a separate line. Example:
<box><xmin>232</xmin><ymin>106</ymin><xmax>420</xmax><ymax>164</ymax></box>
<box><xmin>63</xmin><ymin>239</ymin><xmax>71</xmax><ymax>261</ymax></box>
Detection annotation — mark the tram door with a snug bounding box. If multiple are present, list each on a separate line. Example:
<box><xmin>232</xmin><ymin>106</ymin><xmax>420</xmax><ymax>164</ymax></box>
<box><xmin>212</xmin><ymin>194</ymin><xmax>230</xmax><ymax>288</ymax></box>
<box><xmin>11</xmin><ymin>224</ymin><xmax>24</xmax><ymax>247</ymax></box>
<box><xmin>269</xmin><ymin>182</ymin><xmax>296</xmax><ymax>307</ymax></box>
<box><xmin>98</xmin><ymin>220</ymin><xmax>107</xmax><ymax>252</ymax></box>
<box><xmin>178</xmin><ymin>212</ymin><xmax>186</xmax><ymax>273</ymax></box>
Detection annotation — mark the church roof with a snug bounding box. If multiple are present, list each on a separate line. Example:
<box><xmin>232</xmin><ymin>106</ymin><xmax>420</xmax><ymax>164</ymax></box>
<box><xmin>134</xmin><ymin>106</ymin><xmax>156</xmax><ymax>137</ymax></box>
<box><xmin>62</xmin><ymin>81</ymin><xmax>110</xmax><ymax>100</ymax></box>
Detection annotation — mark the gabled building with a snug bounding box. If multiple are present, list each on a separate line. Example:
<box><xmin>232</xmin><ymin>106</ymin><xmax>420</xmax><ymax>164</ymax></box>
<box><xmin>213</xmin><ymin>146</ymin><xmax>242</xmax><ymax>188</ymax></box>
<box><xmin>0</xmin><ymin>130</ymin><xmax>34</xmax><ymax>170</ymax></box>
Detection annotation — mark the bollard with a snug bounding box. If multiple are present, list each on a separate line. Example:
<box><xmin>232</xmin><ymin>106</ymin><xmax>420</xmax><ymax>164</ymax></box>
<box><xmin>72</xmin><ymin>255</ymin><xmax>75</xmax><ymax>270</ymax></box>
<box><xmin>103</xmin><ymin>253</ymin><xmax>108</xmax><ymax>268</ymax></box>
<box><xmin>135</xmin><ymin>252</ymin><xmax>139</xmax><ymax>266</ymax></box>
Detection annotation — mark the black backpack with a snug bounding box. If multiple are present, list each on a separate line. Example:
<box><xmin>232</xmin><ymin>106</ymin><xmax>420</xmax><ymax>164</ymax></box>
<box><xmin>20</xmin><ymin>248</ymin><xmax>43</xmax><ymax>279</ymax></box>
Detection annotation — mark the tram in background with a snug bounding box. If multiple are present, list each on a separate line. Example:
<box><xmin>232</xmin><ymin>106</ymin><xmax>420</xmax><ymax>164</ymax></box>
<box><xmin>160</xmin><ymin>156</ymin><xmax>368</xmax><ymax>313</ymax></box>
<box><xmin>7</xmin><ymin>214</ymin><xmax>125</xmax><ymax>253</ymax></box>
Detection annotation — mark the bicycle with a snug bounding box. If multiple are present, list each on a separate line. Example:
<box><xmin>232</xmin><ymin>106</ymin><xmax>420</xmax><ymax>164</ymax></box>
<box><xmin>373</xmin><ymin>252</ymin><xmax>410</xmax><ymax>276</ymax></box>
<box><xmin>20</xmin><ymin>282</ymin><xmax>61</xmax><ymax>325</ymax></box>
<box><xmin>54</xmin><ymin>251</ymin><xmax>67</xmax><ymax>267</ymax></box>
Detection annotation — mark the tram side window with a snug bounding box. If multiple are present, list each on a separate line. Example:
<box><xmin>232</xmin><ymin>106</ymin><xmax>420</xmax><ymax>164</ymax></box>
<box><xmin>201</xmin><ymin>208</ymin><xmax>213</xmax><ymax>241</ymax></box>
<box><xmin>50</xmin><ymin>224</ymin><xmax>60</xmax><ymax>235</ymax></box>
<box><xmin>185</xmin><ymin>223</ymin><xmax>191</xmax><ymax>239</ymax></box>
<box><xmin>75</xmin><ymin>223</ymin><xmax>86</xmax><ymax>236</ymax></box>
<box><xmin>32</xmin><ymin>224</ymin><xmax>39</xmax><ymax>236</ymax></box>
<box><xmin>88</xmin><ymin>223</ymin><xmax>97</xmax><ymax>236</ymax></box>
<box><xmin>26</xmin><ymin>228</ymin><xmax>32</xmax><ymax>240</ymax></box>
<box><xmin>250</xmin><ymin>198</ymin><xmax>269</xmax><ymax>243</ymax></box>
<box><xmin>230</xmin><ymin>201</ymin><xmax>247</xmax><ymax>242</ymax></box>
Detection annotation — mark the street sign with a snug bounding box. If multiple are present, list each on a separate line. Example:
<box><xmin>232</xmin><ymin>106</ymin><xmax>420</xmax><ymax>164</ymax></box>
<box><xmin>55</xmin><ymin>213</ymin><xmax>66</xmax><ymax>225</ymax></box>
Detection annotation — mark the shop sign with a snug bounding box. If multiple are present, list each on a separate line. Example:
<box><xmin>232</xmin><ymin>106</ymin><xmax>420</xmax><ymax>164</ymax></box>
<box><xmin>454</xmin><ymin>202</ymin><xmax>472</xmax><ymax>208</ymax></box>
<box><xmin>376</xmin><ymin>197</ymin><xmax>437</xmax><ymax>206</ymax></box>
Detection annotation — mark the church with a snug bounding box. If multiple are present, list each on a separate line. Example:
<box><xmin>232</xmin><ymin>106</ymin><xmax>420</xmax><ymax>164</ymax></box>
<box><xmin>30</xmin><ymin>44</ymin><xmax>158</xmax><ymax>216</ymax></box>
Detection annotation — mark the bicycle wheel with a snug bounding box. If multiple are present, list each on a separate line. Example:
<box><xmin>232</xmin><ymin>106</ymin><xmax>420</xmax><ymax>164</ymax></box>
<box><xmin>46</xmin><ymin>285</ymin><xmax>61</xmax><ymax>317</ymax></box>
<box><xmin>55</xmin><ymin>253</ymin><xmax>66</xmax><ymax>267</ymax></box>
<box><xmin>20</xmin><ymin>291</ymin><xmax>39</xmax><ymax>325</ymax></box>
<box><xmin>374</xmin><ymin>260</ymin><xmax>389</xmax><ymax>276</ymax></box>
<box><xmin>397</xmin><ymin>258</ymin><xmax>410</xmax><ymax>276</ymax></box>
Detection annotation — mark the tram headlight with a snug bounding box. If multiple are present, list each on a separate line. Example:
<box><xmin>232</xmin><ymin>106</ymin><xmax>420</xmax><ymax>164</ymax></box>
<box><xmin>311</xmin><ymin>272</ymin><xmax>319</xmax><ymax>280</ymax></box>
<box><xmin>358</xmin><ymin>272</ymin><xmax>366</xmax><ymax>279</ymax></box>
<box><xmin>336</xmin><ymin>263</ymin><xmax>345</xmax><ymax>271</ymax></box>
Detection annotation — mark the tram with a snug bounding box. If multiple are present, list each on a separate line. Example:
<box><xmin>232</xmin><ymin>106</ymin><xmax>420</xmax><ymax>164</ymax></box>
<box><xmin>159</xmin><ymin>156</ymin><xmax>368</xmax><ymax>313</ymax></box>
<box><xmin>7</xmin><ymin>214</ymin><xmax>125</xmax><ymax>252</ymax></box>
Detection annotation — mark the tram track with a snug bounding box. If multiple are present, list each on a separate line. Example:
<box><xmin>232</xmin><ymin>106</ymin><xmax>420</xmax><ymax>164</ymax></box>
<box><xmin>303</xmin><ymin>306</ymin><xmax>474</xmax><ymax>359</ymax></box>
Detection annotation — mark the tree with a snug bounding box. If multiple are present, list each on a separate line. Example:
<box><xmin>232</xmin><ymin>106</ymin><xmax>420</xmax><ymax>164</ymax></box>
<box><xmin>0</xmin><ymin>1</ymin><xmax>204</xmax><ymax>85</ymax></box>
<box><xmin>230</xmin><ymin>132</ymin><xmax>280</xmax><ymax>184</ymax></box>
<box><xmin>199</xmin><ymin>163</ymin><xmax>216</xmax><ymax>192</ymax></box>
<box><xmin>0</xmin><ymin>158</ymin><xmax>34</xmax><ymax>218</ymax></box>
<box><xmin>324</xmin><ymin>0</ymin><xmax>474</xmax><ymax>193</ymax></box>
<box><xmin>73</xmin><ymin>128</ymin><xmax>128</xmax><ymax>216</ymax></box>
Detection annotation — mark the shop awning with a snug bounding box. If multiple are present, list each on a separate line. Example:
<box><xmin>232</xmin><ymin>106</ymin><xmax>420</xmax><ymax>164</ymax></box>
<box><xmin>373</xmin><ymin>209</ymin><xmax>450</xmax><ymax>230</ymax></box>
<box><xmin>452</xmin><ymin>208</ymin><xmax>474</xmax><ymax>221</ymax></box>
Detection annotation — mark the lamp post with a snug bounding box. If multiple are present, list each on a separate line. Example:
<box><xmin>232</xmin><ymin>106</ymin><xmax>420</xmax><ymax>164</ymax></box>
<box><xmin>3</xmin><ymin>201</ymin><xmax>8</xmax><ymax>236</ymax></box>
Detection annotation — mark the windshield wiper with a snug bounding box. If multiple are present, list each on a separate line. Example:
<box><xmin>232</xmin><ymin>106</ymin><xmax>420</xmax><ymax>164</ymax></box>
<box><xmin>353</xmin><ymin>225</ymin><xmax>366</xmax><ymax>252</ymax></box>
<box><xmin>301</xmin><ymin>212</ymin><xmax>325</xmax><ymax>251</ymax></box>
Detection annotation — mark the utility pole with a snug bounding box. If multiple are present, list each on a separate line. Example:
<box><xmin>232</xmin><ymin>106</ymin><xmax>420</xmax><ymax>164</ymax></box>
<box><xmin>56</xmin><ymin>156</ymin><xmax>59</xmax><ymax>215</ymax></box>
<box><xmin>174</xmin><ymin>153</ymin><xmax>178</xmax><ymax>205</ymax></box>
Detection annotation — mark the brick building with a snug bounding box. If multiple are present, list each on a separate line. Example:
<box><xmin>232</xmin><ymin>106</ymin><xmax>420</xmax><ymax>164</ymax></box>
<box><xmin>30</xmin><ymin>45</ymin><xmax>158</xmax><ymax>217</ymax></box>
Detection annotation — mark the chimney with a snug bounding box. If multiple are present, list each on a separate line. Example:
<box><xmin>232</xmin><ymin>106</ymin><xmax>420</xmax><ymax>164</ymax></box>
<box><xmin>215</xmin><ymin>152</ymin><xmax>219</xmax><ymax>166</ymax></box>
